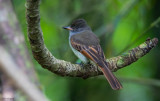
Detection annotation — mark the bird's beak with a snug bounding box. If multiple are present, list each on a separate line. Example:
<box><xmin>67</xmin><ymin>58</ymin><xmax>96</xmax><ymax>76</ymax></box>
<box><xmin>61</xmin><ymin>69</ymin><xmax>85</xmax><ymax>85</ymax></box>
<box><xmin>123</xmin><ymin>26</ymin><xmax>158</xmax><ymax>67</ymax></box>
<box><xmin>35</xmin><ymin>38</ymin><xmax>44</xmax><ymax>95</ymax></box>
<box><xmin>63</xmin><ymin>26</ymin><xmax>73</xmax><ymax>30</ymax></box>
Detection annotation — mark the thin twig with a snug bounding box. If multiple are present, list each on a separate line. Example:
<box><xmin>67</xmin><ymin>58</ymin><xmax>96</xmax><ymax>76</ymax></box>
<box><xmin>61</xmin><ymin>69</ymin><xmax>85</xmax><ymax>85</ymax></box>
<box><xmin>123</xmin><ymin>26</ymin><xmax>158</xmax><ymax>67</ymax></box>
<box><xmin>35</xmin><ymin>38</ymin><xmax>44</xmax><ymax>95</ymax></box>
<box><xmin>118</xmin><ymin>17</ymin><xmax>160</xmax><ymax>55</ymax></box>
<box><xmin>95</xmin><ymin>0</ymin><xmax>140</xmax><ymax>37</ymax></box>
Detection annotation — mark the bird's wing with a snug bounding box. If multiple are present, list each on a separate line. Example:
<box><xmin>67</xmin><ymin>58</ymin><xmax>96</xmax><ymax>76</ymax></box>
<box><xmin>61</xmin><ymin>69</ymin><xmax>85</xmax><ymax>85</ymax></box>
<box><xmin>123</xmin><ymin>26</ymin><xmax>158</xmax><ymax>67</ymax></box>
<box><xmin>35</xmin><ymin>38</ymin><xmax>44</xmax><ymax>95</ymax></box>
<box><xmin>71</xmin><ymin>40</ymin><xmax>105</xmax><ymax>64</ymax></box>
<box><xmin>70</xmin><ymin>31</ymin><xmax>104</xmax><ymax>62</ymax></box>
<box><xmin>70</xmin><ymin>38</ymin><xmax>122</xmax><ymax>90</ymax></box>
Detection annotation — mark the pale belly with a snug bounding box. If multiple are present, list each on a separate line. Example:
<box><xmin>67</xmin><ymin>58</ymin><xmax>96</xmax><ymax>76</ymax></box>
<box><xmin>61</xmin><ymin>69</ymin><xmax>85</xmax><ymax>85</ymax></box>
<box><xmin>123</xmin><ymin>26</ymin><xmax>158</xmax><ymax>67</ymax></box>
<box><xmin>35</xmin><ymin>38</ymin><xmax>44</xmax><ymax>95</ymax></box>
<box><xmin>69</xmin><ymin>40</ymin><xmax>88</xmax><ymax>63</ymax></box>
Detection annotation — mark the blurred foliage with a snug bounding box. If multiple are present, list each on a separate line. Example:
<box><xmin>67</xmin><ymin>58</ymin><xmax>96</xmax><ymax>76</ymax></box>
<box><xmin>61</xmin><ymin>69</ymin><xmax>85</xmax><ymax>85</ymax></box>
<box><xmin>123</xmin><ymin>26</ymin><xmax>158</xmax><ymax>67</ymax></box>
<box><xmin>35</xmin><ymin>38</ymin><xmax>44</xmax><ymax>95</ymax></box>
<box><xmin>13</xmin><ymin>0</ymin><xmax>160</xmax><ymax>101</ymax></box>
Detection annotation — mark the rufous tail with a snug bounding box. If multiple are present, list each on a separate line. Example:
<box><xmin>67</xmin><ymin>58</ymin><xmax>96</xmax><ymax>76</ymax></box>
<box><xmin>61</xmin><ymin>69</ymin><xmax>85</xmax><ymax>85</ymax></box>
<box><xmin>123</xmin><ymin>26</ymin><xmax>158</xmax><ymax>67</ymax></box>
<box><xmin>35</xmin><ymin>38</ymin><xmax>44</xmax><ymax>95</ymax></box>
<box><xmin>98</xmin><ymin>61</ymin><xmax>123</xmax><ymax>90</ymax></box>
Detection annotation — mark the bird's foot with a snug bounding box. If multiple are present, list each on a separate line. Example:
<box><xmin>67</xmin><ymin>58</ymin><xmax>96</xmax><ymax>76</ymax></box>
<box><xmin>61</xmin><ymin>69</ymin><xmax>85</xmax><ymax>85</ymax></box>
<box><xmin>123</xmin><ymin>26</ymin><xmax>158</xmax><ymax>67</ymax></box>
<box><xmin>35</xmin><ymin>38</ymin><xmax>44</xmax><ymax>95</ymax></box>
<box><xmin>76</xmin><ymin>61</ymin><xmax>92</xmax><ymax>67</ymax></box>
<box><xmin>76</xmin><ymin>62</ymin><xmax>85</xmax><ymax>67</ymax></box>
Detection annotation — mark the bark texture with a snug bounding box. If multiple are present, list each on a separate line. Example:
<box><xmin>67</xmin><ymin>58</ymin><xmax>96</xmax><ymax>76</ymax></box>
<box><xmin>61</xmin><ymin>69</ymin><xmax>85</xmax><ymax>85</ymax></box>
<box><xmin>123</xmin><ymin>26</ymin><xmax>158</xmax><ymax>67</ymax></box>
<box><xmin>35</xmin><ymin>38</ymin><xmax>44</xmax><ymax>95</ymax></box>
<box><xmin>26</xmin><ymin>0</ymin><xmax>158</xmax><ymax>79</ymax></box>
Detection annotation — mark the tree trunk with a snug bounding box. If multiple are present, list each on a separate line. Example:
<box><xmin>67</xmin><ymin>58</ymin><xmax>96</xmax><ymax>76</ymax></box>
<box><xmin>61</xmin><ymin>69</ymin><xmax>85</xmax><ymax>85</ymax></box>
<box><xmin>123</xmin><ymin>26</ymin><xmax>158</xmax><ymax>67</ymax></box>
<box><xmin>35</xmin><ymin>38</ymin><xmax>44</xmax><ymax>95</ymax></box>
<box><xmin>0</xmin><ymin>0</ymin><xmax>48</xmax><ymax>101</ymax></box>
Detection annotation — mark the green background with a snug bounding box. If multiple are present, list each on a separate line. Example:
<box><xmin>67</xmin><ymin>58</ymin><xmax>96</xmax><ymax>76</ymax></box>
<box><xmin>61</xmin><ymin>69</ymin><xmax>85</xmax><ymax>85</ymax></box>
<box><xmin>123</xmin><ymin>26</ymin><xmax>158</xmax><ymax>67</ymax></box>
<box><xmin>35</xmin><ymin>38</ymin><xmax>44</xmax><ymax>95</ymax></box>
<box><xmin>13</xmin><ymin>0</ymin><xmax>160</xmax><ymax>101</ymax></box>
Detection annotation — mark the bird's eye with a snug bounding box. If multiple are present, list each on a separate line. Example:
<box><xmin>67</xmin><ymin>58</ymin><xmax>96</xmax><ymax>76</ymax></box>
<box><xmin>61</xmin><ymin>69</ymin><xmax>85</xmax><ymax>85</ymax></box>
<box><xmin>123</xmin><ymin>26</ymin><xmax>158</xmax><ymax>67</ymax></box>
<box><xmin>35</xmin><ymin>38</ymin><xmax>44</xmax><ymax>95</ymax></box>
<box><xmin>71</xmin><ymin>24</ymin><xmax>75</xmax><ymax>27</ymax></box>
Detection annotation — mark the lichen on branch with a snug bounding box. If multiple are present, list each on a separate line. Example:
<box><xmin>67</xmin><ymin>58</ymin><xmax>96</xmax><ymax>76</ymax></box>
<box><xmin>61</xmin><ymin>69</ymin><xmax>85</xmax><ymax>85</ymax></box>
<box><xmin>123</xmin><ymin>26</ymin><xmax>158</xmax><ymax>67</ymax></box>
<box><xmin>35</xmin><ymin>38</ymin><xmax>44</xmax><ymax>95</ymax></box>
<box><xmin>25</xmin><ymin>0</ymin><xmax>158</xmax><ymax>79</ymax></box>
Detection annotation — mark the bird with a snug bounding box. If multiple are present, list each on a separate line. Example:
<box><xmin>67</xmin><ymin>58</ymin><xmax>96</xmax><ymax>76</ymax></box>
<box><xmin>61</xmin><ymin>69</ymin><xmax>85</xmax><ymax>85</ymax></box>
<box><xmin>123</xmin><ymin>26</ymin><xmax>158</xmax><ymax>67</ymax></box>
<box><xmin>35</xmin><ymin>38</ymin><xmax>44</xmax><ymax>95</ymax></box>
<box><xmin>63</xmin><ymin>19</ymin><xmax>122</xmax><ymax>90</ymax></box>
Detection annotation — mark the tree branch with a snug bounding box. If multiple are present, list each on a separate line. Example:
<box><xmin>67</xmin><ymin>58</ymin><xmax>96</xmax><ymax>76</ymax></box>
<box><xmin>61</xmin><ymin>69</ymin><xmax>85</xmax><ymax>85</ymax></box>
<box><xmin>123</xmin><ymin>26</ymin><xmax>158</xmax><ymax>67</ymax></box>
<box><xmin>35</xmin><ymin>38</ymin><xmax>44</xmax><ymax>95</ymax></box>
<box><xmin>25</xmin><ymin>0</ymin><xmax>158</xmax><ymax>79</ymax></box>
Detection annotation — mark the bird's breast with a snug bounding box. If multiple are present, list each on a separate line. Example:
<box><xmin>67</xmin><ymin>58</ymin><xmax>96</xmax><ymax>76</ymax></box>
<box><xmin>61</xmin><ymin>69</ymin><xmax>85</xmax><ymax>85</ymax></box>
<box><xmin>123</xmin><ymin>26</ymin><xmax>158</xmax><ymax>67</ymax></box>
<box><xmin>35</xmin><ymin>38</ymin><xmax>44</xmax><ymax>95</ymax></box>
<box><xmin>69</xmin><ymin>37</ymin><xmax>88</xmax><ymax>63</ymax></box>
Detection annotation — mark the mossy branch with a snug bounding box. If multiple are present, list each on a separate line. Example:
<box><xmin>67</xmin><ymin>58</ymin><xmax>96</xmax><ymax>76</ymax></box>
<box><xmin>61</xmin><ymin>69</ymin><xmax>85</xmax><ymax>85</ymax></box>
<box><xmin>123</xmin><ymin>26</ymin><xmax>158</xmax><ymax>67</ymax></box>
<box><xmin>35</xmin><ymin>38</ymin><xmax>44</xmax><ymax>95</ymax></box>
<box><xmin>25</xmin><ymin>0</ymin><xmax>158</xmax><ymax>79</ymax></box>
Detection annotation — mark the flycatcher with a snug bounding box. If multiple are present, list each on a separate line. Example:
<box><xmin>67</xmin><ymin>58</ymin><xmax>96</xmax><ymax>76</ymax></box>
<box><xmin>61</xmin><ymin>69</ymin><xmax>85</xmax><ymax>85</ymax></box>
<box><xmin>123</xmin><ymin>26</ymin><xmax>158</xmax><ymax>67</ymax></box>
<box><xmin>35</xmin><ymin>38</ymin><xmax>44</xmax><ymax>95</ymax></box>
<box><xmin>63</xmin><ymin>19</ymin><xmax>122</xmax><ymax>90</ymax></box>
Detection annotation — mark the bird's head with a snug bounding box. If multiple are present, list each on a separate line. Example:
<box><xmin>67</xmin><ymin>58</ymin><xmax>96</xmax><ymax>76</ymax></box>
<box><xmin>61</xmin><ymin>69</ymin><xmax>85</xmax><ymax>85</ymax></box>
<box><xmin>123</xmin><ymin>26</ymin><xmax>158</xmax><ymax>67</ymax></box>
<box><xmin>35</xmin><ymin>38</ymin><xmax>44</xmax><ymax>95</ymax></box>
<box><xmin>63</xmin><ymin>19</ymin><xmax>91</xmax><ymax>32</ymax></box>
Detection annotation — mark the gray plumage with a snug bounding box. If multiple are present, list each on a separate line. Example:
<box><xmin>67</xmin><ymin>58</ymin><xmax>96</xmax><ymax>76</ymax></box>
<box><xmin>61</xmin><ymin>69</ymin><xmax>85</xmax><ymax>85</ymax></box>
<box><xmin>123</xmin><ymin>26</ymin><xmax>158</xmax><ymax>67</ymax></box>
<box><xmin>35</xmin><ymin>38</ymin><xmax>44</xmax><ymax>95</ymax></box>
<box><xmin>63</xmin><ymin>19</ymin><xmax>122</xmax><ymax>90</ymax></box>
